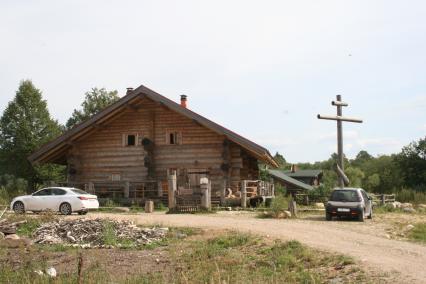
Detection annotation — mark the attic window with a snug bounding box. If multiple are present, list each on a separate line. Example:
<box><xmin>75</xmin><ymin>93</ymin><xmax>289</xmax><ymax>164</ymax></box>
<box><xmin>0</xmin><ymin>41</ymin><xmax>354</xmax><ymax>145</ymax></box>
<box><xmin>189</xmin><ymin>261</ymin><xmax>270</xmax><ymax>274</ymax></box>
<box><xmin>127</xmin><ymin>135</ymin><xmax>136</xmax><ymax>146</ymax></box>
<box><xmin>167</xmin><ymin>131</ymin><xmax>181</xmax><ymax>145</ymax></box>
<box><xmin>123</xmin><ymin>134</ymin><xmax>139</xmax><ymax>146</ymax></box>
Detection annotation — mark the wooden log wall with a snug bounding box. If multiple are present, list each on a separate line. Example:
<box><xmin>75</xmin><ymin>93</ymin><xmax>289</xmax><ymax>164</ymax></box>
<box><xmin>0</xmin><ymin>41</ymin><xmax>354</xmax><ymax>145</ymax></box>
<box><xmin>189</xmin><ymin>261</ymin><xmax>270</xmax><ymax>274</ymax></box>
<box><xmin>67</xmin><ymin>96</ymin><xmax>260</xmax><ymax>197</ymax></box>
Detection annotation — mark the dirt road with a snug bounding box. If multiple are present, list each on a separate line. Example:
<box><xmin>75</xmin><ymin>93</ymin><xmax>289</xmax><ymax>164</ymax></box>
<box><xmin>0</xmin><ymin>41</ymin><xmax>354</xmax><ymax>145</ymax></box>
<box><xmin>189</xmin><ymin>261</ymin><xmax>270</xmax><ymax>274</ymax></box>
<box><xmin>79</xmin><ymin>212</ymin><xmax>426</xmax><ymax>283</ymax></box>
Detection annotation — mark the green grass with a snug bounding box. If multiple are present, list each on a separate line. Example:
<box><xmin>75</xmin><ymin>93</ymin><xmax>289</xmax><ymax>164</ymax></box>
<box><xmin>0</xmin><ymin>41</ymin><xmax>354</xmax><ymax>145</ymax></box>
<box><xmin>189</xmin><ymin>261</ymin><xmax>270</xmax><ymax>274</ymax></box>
<box><xmin>408</xmin><ymin>223</ymin><xmax>426</xmax><ymax>243</ymax></box>
<box><xmin>0</xmin><ymin>230</ymin><xmax>367</xmax><ymax>284</ymax></box>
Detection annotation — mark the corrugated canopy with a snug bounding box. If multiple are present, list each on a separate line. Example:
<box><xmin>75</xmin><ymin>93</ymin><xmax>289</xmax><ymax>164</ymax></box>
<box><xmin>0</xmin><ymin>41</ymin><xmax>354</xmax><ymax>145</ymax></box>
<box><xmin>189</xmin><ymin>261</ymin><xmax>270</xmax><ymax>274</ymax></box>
<box><xmin>268</xmin><ymin>169</ymin><xmax>314</xmax><ymax>191</ymax></box>
<box><xmin>28</xmin><ymin>84</ymin><xmax>278</xmax><ymax>167</ymax></box>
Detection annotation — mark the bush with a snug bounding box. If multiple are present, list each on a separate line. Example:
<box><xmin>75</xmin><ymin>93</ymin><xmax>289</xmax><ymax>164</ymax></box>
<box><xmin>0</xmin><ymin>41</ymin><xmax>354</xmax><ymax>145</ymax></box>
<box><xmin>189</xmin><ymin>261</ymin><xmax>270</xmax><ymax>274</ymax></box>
<box><xmin>0</xmin><ymin>174</ymin><xmax>27</xmax><ymax>204</ymax></box>
<box><xmin>395</xmin><ymin>188</ymin><xmax>426</xmax><ymax>204</ymax></box>
<box><xmin>269</xmin><ymin>195</ymin><xmax>289</xmax><ymax>217</ymax></box>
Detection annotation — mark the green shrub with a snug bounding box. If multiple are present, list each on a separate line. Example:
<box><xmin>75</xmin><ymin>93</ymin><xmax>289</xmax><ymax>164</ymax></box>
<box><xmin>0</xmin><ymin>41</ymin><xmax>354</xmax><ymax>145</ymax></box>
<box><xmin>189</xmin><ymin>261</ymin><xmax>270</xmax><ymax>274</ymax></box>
<box><xmin>269</xmin><ymin>195</ymin><xmax>289</xmax><ymax>217</ymax></box>
<box><xmin>395</xmin><ymin>188</ymin><xmax>426</xmax><ymax>204</ymax></box>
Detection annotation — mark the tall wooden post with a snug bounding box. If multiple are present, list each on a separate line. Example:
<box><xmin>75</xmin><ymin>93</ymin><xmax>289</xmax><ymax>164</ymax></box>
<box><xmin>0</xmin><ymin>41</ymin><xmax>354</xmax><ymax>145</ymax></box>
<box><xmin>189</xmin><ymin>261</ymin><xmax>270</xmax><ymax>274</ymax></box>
<box><xmin>318</xmin><ymin>95</ymin><xmax>363</xmax><ymax>188</ymax></box>
<box><xmin>124</xmin><ymin>181</ymin><xmax>130</xmax><ymax>199</ymax></box>
<box><xmin>200</xmin><ymin>177</ymin><xmax>211</xmax><ymax>210</ymax></box>
<box><xmin>167</xmin><ymin>171</ymin><xmax>177</xmax><ymax>210</ymax></box>
<box><xmin>241</xmin><ymin>180</ymin><xmax>247</xmax><ymax>208</ymax></box>
<box><xmin>157</xmin><ymin>181</ymin><xmax>163</xmax><ymax>197</ymax></box>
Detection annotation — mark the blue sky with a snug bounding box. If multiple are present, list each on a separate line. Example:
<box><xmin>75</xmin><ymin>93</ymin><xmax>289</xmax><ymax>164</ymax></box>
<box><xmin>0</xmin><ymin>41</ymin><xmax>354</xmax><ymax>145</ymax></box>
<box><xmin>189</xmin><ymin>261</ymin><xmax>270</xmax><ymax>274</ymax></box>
<box><xmin>1</xmin><ymin>1</ymin><xmax>425</xmax><ymax>162</ymax></box>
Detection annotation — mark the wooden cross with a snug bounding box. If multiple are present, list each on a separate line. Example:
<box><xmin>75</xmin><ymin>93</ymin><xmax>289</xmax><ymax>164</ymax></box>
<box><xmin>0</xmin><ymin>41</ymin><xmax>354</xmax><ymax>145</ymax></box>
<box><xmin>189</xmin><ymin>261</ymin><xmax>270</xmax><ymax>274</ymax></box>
<box><xmin>317</xmin><ymin>95</ymin><xmax>363</xmax><ymax>188</ymax></box>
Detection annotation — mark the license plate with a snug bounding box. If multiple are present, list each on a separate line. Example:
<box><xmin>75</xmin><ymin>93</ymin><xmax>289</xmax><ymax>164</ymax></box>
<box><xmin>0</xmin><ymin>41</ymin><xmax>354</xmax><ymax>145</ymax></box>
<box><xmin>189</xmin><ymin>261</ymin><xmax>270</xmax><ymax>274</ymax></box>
<box><xmin>337</xmin><ymin>208</ymin><xmax>350</xmax><ymax>212</ymax></box>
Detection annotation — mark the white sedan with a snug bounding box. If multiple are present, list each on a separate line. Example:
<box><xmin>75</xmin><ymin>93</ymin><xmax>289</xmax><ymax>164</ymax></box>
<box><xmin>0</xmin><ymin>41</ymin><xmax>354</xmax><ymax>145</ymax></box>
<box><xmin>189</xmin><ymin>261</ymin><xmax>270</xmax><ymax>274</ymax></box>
<box><xmin>10</xmin><ymin>187</ymin><xmax>99</xmax><ymax>215</ymax></box>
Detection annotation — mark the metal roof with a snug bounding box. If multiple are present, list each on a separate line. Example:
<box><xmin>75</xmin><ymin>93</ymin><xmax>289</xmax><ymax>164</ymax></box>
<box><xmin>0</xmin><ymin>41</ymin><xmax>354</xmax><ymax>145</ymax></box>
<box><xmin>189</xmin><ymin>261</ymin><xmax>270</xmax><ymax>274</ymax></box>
<box><xmin>282</xmin><ymin>169</ymin><xmax>323</xmax><ymax>178</ymax></box>
<box><xmin>268</xmin><ymin>169</ymin><xmax>314</xmax><ymax>191</ymax></box>
<box><xmin>28</xmin><ymin>84</ymin><xmax>278</xmax><ymax>167</ymax></box>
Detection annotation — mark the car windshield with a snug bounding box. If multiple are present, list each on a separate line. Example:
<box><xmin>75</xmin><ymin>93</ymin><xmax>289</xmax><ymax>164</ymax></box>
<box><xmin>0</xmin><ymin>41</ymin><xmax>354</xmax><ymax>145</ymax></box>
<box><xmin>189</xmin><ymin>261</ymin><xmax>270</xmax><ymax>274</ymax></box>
<box><xmin>330</xmin><ymin>190</ymin><xmax>360</xmax><ymax>202</ymax></box>
<box><xmin>71</xmin><ymin>188</ymin><xmax>89</xmax><ymax>195</ymax></box>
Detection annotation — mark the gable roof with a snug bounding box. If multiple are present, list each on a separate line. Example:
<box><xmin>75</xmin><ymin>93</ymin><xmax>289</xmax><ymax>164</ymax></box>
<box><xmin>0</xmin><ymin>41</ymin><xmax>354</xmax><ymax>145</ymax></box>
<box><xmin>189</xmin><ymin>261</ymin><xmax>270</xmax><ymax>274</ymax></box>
<box><xmin>28</xmin><ymin>84</ymin><xmax>278</xmax><ymax>167</ymax></box>
<box><xmin>283</xmin><ymin>169</ymin><xmax>323</xmax><ymax>178</ymax></box>
<box><xmin>268</xmin><ymin>169</ymin><xmax>314</xmax><ymax>191</ymax></box>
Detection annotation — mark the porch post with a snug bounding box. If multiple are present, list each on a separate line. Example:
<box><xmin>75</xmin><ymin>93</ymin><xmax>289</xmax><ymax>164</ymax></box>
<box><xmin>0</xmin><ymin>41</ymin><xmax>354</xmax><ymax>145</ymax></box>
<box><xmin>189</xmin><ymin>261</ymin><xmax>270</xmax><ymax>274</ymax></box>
<box><xmin>241</xmin><ymin>180</ymin><xmax>247</xmax><ymax>208</ymax></box>
<box><xmin>157</xmin><ymin>181</ymin><xmax>163</xmax><ymax>197</ymax></box>
<box><xmin>168</xmin><ymin>171</ymin><xmax>177</xmax><ymax>210</ymax></box>
<box><xmin>200</xmin><ymin>177</ymin><xmax>211</xmax><ymax>210</ymax></box>
<box><xmin>124</xmin><ymin>181</ymin><xmax>130</xmax><ymax>198</ymax></box>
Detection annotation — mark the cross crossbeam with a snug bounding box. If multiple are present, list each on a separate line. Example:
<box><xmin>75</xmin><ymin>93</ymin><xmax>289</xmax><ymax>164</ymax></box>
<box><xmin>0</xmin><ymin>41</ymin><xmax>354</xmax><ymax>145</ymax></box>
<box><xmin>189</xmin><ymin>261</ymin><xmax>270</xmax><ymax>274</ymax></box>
<box><xmin>318</xmin><ymin>95</ymin><xmax>363</xmax><ymax>188</ymax></box>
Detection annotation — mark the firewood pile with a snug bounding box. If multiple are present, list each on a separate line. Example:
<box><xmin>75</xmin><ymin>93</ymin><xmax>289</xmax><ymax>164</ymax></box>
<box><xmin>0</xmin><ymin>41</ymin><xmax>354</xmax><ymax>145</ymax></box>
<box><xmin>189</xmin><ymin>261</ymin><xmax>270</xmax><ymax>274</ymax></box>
<box><xmin>32</xmin><ymin>218</ymin><xmax>168</xmax><ymax>248</ymax></box>
<box><xmin>0</xmin><ymin>219</ymin><xmax>27</xmax><ymax>235</ymax></box>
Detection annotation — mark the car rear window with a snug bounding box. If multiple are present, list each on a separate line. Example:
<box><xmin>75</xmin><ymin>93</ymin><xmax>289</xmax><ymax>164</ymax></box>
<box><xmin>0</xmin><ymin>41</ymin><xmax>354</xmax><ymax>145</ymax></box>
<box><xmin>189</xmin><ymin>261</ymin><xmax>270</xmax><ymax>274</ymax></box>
<box><xmin>71</xmin><ymin>188</ymin><xmax>89</xmax><ymax>195</ymax></box>
<box><xmin>330</xmin><ymin>190</ymin><xmax>361</xmax><ymax>202</ymax></box>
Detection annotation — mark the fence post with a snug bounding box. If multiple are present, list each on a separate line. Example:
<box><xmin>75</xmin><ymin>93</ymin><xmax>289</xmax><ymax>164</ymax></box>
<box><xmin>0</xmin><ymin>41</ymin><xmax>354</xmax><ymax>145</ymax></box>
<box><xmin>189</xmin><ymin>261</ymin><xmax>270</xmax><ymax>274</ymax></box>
<box><xmin>289</xmin><ymin>192</ymin><xmax>298</xmax><ymax>218</ymax></box>
<box><xmin>241</xmin><ymin>180</ymin><xmax>247</xmax><ymax>208</ymax></box>
<box><xmin>124</xmin><ymin>181</ymin><xmax>130</xmax><ymax>199</ymax></box>
<box><xmin>381</xmin><ymin>194</ymin><xmax>385</xmax><ymax>206</ymax></box>
<box><xmin>200</xmin><ymin>177</ymin><xmax>211</xmax><ymax>210</ymax></box>
<box><xmin>168</xmin><ymin>171</ymin><xmax>177</xmax><ymax>210</ymax></box>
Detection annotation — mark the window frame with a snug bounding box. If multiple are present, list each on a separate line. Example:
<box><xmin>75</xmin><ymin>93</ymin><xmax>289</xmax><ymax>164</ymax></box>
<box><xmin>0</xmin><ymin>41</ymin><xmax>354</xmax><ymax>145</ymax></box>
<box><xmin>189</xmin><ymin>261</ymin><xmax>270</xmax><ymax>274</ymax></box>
<box><xmin>166</xmin><ymin>130</ymin><xmax>182</xmax><ymax>145</ymax></box>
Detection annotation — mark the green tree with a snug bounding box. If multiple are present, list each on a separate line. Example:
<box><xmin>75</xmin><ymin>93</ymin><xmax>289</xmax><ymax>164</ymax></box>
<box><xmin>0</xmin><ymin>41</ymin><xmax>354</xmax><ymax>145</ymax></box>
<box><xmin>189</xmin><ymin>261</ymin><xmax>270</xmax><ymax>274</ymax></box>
<box><xmin>273</xmin><ymin>152</ymin><xmax>288</xmax><ymax>168</ymax></box>
<box><xmin>0</xmin><ymin>80</ymin><xmax>64</xmax><ymax>191</ymax></box>
<box><xmin>396</xmin><ymin>136</ymin><xmax>426</xmax><ymax>191</ymax></box>
<box><xmin>365</xmin><ymin>173</ymin><xmax>380</xmax><ymax>192</ymax></box>
<box><xmin>66</xmin><ymin>88</ymin><xmax>119</xmax><ymax>129</ymax></box>
<box><xmin>345</xmin><ymin>167</ymin><xmax>365</xmax><ymax>187</ymax></box>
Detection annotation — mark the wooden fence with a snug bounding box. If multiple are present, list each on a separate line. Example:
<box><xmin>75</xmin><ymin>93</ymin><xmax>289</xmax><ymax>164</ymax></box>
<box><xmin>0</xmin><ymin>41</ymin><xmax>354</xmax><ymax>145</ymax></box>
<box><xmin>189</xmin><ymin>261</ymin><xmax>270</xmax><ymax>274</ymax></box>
<box><xmin>370</xmin><ymin>194</ymin><xmax>395</xmax><ymax>205</ymax></box>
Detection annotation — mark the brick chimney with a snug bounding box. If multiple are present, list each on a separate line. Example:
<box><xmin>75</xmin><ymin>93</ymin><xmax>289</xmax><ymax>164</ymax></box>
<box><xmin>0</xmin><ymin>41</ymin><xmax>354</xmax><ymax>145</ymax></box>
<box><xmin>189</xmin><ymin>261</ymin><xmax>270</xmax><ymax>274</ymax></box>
<box><xmin>180</xmin><ymin>95</ymin><xmax>187</xmax><ymax>108</ymax></box>
<box><xmin>126</xmin><ymin>87</ymin><xmax>134</xmax><ymax>94</ymax></box>
<box><xmin>291</xmin><ymin>164</ymin><xmax>298</xmax><ymax>173</ymax></box>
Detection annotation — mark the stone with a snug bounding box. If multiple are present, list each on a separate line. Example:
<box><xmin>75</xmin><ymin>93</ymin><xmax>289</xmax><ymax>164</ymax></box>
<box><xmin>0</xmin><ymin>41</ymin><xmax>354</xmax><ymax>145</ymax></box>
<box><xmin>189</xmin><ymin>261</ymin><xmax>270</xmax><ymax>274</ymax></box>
<box><xmin>314</xmin><ymin>203</ymin><xmax>325</xmax><ymax>209</ymax></box>
<box><xmin>114</xmin><ymin>207</ymin><xmax>130</xmax><ymax>213</ymax></box>
<box><xmin>46</xmin><ymin>267</ymin><xmax>57</xmax><ymax>278</ymax></box>
<box><xmin>5</xmin><ymin>234</ymin><xmax>20</xmax><ymax>240</ymax></box>
<box><xmin>418</xmin><ymin>204</ymin><xmax>426</xmax><ymax>209</ymax></box>
<box><xmin>386</xmin><ymin>203</ymin><xmax>397</xmax><ymax>209</ymax></box>
<box><xmin>403</xmin><ymin>207</ymin><xmax>416</xmax><ymax>213</ymax></box>
<box><xmin>0</xmin><ymin>232</ymin><xmax>4</xmax><ymax>240</ymax></box>
<box><xmin>394</xmin><ymin>201</ymin><xmax>402</xmax><ymax>208</ymax></box>
<box><xmin>401</xmin><ymin>203</ymin><xmax>413</xmax><ymax>208</ymax></box>
<box><xmin>406</xmin><ymin>224</ymin><xmax>415</xmax><ymax>231</ymax></box>
<box><xmin>34</xmin><ymin>270</ymin><xmax>44</xmax><ymax>276</ymax></box>
<box><xmin>284</xmin><ymin>211</ymin><xmax>292</xmax><ymax>218</ymax></box>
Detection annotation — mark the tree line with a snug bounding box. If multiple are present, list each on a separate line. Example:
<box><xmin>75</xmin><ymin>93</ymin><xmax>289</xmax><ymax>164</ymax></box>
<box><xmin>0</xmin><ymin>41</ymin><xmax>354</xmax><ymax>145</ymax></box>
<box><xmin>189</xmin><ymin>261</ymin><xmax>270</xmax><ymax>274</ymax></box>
<box><xmin>1</xmin><ymin>80</ymin><xmax>425</xmax><ymax>198</ymax></box>
<box><xmin>273</xmin><ymin>136</ymin><xmax>426</xmax><ymax>198</ymax></box>
<box><xmin>0</xmin><ymin>80</ymin><xmax>119</xmax><ymax>193</ymax></box>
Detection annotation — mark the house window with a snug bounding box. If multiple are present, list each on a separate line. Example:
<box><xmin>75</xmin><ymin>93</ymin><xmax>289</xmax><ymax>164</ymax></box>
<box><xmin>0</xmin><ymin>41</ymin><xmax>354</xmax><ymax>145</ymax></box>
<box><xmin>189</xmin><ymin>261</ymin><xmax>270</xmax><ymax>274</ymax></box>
<box><xmin>123</xmin><ymin>133</ymin><xmax>142</xmax><ymax>146</ymax></box>
<box><xmin>127</xmin><ymin>135</ymin><xmax>136</xmax><ymax>146</ymax></box>
<box><xmin>111</xmin><ymin>173</ymin><xmax>121</xmax><ymax>181</ymax></box>
<box><xmin>166</xmin><ymin>131</ymin><xmax>181</xmax><ymax>145</ymax></box>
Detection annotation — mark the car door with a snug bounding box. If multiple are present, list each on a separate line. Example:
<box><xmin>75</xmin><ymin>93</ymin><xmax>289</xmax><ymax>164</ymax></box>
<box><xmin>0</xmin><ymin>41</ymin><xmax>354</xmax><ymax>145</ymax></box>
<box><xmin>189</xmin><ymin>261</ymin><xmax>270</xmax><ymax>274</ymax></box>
<box><xmin>51</xmin><ymin>188</ymin><xmax>67</xmax><ymax>210</ymax></box>
<box><xmin>30</xmin><ymin>188</ymin><xmax>53</xmax><ymax>211</ymax></box>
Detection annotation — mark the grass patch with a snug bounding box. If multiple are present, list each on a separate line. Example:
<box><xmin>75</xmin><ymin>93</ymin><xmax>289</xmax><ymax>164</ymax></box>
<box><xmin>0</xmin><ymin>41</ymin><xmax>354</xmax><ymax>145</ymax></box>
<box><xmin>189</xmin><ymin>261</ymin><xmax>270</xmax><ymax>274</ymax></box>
<box><xmin>408</xmin><ymin>223</ymin><xmax>426</xmax><ymax>243</ymax></box>
<box><xmin>170</xmin><ymin>232</ymin><xmax>365</xmax><ymax>283</ymax></box>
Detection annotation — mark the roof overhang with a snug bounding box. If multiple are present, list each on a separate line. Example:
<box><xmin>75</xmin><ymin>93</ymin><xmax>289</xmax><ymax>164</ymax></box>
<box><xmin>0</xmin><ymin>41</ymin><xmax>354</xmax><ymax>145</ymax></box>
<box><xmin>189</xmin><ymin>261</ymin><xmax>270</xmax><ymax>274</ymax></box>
<box><xmin>29</xmin><ymin>84</ymin><xmax>278</xmax><ymax>167</ymax></box>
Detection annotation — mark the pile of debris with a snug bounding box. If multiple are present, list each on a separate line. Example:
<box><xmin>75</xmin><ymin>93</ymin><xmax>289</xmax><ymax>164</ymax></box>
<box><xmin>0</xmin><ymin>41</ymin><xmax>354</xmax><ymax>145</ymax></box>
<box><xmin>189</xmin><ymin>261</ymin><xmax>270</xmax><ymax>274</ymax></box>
<box><xmin>0</xmin><ymin>219</ymin><xmax>27</xmax><ymax>240</ymax></box>
<box><xmin>33</xmin><ymin>218</ymin><xmax>168</xmax><ymax>248</ymax></box>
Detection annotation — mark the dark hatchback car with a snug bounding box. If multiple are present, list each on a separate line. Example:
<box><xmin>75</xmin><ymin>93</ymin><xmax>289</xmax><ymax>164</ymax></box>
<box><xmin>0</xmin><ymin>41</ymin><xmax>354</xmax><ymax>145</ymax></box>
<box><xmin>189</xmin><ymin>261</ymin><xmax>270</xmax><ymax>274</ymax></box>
<box><xmin>326</xmin><ymin>188</ymin><xmax>373</xmax><ymax>222</ymax></box>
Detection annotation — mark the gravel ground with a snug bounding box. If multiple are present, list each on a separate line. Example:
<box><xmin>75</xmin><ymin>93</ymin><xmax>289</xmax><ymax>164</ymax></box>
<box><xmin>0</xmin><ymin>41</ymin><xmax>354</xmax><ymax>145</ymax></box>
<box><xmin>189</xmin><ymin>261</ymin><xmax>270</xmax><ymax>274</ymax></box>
<box><xmin>70</xmin><ymin>211</ymin><xmax>426</xmax><ymax>284</ymax></box>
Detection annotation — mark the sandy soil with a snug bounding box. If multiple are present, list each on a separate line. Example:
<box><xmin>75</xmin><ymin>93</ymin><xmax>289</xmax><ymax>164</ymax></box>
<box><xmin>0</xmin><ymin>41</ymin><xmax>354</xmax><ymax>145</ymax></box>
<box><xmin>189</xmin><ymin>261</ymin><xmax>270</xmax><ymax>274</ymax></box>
<box><xmin>74</xmin><ymin>211</ymin><xmax>426</xmax><ymax>284</ymax></box>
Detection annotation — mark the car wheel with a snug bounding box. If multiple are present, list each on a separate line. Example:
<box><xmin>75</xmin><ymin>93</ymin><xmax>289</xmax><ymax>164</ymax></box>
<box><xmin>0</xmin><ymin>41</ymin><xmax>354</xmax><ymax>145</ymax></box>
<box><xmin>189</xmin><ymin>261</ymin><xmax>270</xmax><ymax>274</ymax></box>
<box><xmin>326</xmin><ymin>212</ymin><xmax>332</xmax><ymax>221</ymax></box>
<box><xmin>78</xmin><ymin>211</ymin><xmax>88</xmax><ymax>215</ymax></box>
<box><xmin>13</xmin><ymin>201</ymin><xmax>25</xmax><ymax>214</ymax></box>
<box><xmin>358</xmin><ymin>210</ymin><xmax>365</xmax><ymax>222</ymax></box>
<box><xmin>59</xmin><ymin>203</ymin><xmax>72</xmax><ymax>215</ymax></box>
